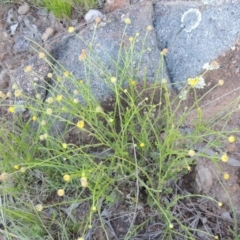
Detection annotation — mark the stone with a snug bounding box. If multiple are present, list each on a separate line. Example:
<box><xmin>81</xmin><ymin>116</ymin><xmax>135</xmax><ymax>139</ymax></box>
<box><xmin>0</xmin><ymin>70</ymin><xmax>10</xmax><ymax>90</ymax></box>
<box><xmin>104</xmin><ymin>0</ymin><xmax>130</xmax><ymax>13</ymax></box>
<box><xmin>195</xmin><ymin>165</ymin><xmax>213</xmax><ymax>194</ymax></box>
<box><xmin>51</xmin><ymin>1</ymin><xmax>167</xmax><ymax>101</ymax></box>
<box><xmin>84</xmin><ymin>9</ymin><xmax>103</xmax><ymax>23</ymax></box>
<box><xmin>10</xmin><ymin>56</ymin><xmax>50</xmax><ymax>104</ymax></box>
<box><xmin>17</xmin><ymin>2</ymin><xmax>30</xmax><ymax>15</ymax></box>
<box><xmin>41</xmin><ymin>27</ymin><xmax>55</xmax><ymax>41</ymax></box>
<box><xmin>46</xmin><ymin>1</ymin><xmax>169</xmax><ymax>135</ymax></box>
<box><xmin>13</xmin><ymin>34</ymin><xmax>29</xmax><ymax>53</ymax></box>
<box><xmin>154</xmin><ymin>1</ymin><xmax>240</xmax><ymax>89</ymax></box>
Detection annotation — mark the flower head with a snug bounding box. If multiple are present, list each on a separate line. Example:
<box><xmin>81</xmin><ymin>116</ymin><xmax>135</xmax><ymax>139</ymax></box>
<box><xmin>221</xmin><ymin>153</ymin><xmax>228</xmax><ymax>162</ymax></box>
<box><xmin>39</xmin><ymin>134</ymin><xmax>48</xmax><ymax>141</ymax></box>
<box><xmin>218</xmin><ymin>79</ymin><xmax>224</xmax><ymax>86</ymax></box>
<box><xmin>46</xmin><ymin>108</ymin><xmax>52</xmax><ymax>115</ymax></box>
<box><xmin>46</xmin><ymin>97</ymin><xmax>54</xmax><ymax>104</ymax></box>
<box><xmin>24</xmin><ymin>65</ymin><xmax>32</xmax><ymax>73</ymax></box>
<box><xmin>161</xmin><ymin>48</ymin><xmax>168</xmax><ymax>56</ymax></box>
<box><xmin>12</xmin><ymin>83</ymin><xmax>18</xmax><ymax>90</ymax></box>
<box><xmin>95</xmin><ymin>106</ymin><xmax>103</xmax><ymax>113</ymax></box>
<box><xmin>56</xmin><ymin>95</ymin><xmax>62</xmax><ymax>101</ymax></box>
<box><xmin>36</xmin><ymin>94</ymin><xmax>41</xmax><ymax>99</ymax></box>
<box><xmin>223</xmin><ymin>172</ymin><xmax>230</xmax><ymax>180</ymax></box>
<box><xmin>179</xmin><ymin>90</ymin><xmax>187</xmax><ymax>100</ymax></box>
<box><xmin>92</xmin><ymin>206</ymin><xmax>97</xmax><ymax>212</ymax></box>
<box><xmin>95</xmin><ymin>17</ymin><xmax>101</xmax><ymax>24</ymax></box>
<box><xmin>39</xmin><ymin>52</ymin><xmax>45</xmax><ymax>59</ymax></box>
<box><xmin>129</xmin><ymin>36</ymin><xmax>134</xmax><ymax>42</ymax></box>
<box><xmin>68</xmin><ymin>27</ymin><xmax>75</xmax><ymax>33</ymax></box>
<box><xmin>169</xmin><ymin>223</ymin><xmax>174</xmax><ymax>229</ymax></box>
<box><xmin>39</xmin><ymin>135</ymin><xmax>45</xmax><ymax>141</ymax></box>
<box><xmin>32</xmin><ymin>116</ymin><xmax>37</xmax><ymax>121</ymax></box>
<box><xmin>188</xmin><ymin>149</ymin><xmax>196</xmax><ymax>157</ymax></box>
<box><xmin>57</xmin><ymin>189</ymin><xmax>65</xmax><ymax>196</ymax></box>
<box><xmin>77</xmin><ymin>120</ymin><xmax>84</xmax><ymax>129</ymax></box>
<box><xmin>140</xmin><ymin>143</ymin><xmax>145</xmax><ymax>148</ymax></box>
<box><xmin>79</xmin><ymin>53</ymin><xmax>87</xmax><ymax>61</ymax></box>
<box><xmin>8</xmin><ymin>106</ymin><xmax>15</xmax><ymax>113</ymax></box>
<box><xmin>188</xmin><ymin>76</ymin><xmax>206</xmax><ymax>89</ymax></box>
<box><xmin>79</xmin><ymin>49</ymin><xmax>87</xmax><ymax>61</ymax></box>
<box><xmin>124</xmin><ymin>18</ymin><xmax>131</xmax><ymax>24</ymax></box>
<box><xmin>0</xmin><ymin>172</ymin><xmax>9</xmax><ymax>181</ymax></box>
<box><xmin>35</xmin><ymin>204</ymin><xmax>43</xmax><ymax>212</ymax></box>
<box><xmin>162</xmin><ymin>78</ymin><xmax>167</xmax><ymax>84</ymax></box>
<box><xmin>41</xmin><ymin>120</ymin><xmax>46</xmax><ymax>126</ymax></box>
<box><xmin>147</xmin><ymin>25</ymin><xmax>153</xmax><ymax>31</ymax></box>
<box><xmin>187</xmin><ymin>165</ymin><xmax>191</xmax><ymax>171</ymax></box>
<box><xmin>228</xmin><ymin>135</ymin><xmax>236</xmax><ymax>143</ymax></box>
<box><xmin>64</xmin><ymin>71</ymin><xmax>70</xmax><ymax>77</ymax></box>
<box><xmin>63</xmin><ymin>174</ymin><xmax>71</xmax><ymax>182</ymax></box>
<box><xmin>130</xmin><ymin>80</ymin><xmax>135</xmax><ymax>86</ymax></box>
<box><xmin>218</xmin><ymin>202</ymin><xmax>223</xmax><ymax>207</ymax></box>
<box><xmin>13</xmin><ymin>89</ymin><xmax>21</xmax><ymax>97</ymax></box>
<box><xmin>0</xmin><ymin>91</ymin><xmax>6</xmax><ymax>98</ymax></box>
<box><xmin>109</xmin><ymin>118</ymin><xmax>114</xmax><ymax>123</ymax></box>
<box><xmin>62</xmin><ymin>143</ymin><xmax>68</xmax><ymax>149</ymax></box>
<box><xmin>20</xmin><ymin>167</ymin><xmax>26</xmax><ymax>173</ymax></box>
<box><xmin>81</xmin><ymin>176</ymin><xmax>88</xmax><ymax>187</ymax></box>
<box><xmin>47</xmin><ymin>73</ymin><xmax>53</xmax><ymax>78</ymax></box>
<box><xmin>110</xmin><ymin>77</ymin><xmax>117</xmax><ymax>84</ymax></box>
<box><xmin>181</xmin><ymin>8</ymin><xmax>202</xmax><ymax>32</ymax></box>
<box><xmin>13</xmin><ymin>165</ymin><xmax>19</xmax><ymax>170</ymax></box>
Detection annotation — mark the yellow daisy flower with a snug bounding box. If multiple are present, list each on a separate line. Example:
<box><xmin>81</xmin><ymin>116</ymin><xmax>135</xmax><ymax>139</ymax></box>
<box><xmin>24</xmin><ymin>65</ymin><xmax>32</xmax><ymax>73</ymax></box>
<box><xmin>57</xmin><ymin>189</ymin><xmax>65</xmax><ymax>196</ymax></box>
<box><xmin>228</xmin><ymin>135</ymin><xmax>235</xmax><ymax>143</ymax></box>
<box><xmin>124</xmin><ymin>18</ymin><xmax>131</xmax><ymax>24</ymax></box>
<box><xmin>68</xmin><ymin>27</ymin><xmax>75</xmax><ymax>33</ymax></box>
<box><xmin>221</xmin><ymin>153</ymin><xmax>228</xmax><ymax>162</ymax></box>
<box><xmin>8</xmin><ymin>106</ymin><xmax>15</xmax><ymax>113</ymax></box>
<box><xmin>77</xmin><ymin>120</ymin><xmax>84</xmax><ymax>129</ymax></box>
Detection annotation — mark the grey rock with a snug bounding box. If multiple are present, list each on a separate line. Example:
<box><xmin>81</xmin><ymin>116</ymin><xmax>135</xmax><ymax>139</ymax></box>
<box><xmin>17</xmin><ymin>2</ymin><xmax>30</xmax><ymax>15</ymax></box>
<box><xmin>41</xmin><ymin>27</ymin><xmax>55</xmax><ymax>41</ymax></box>
<box><xmin>0</xmin><ymin>70</ymin><xmax>10</xmax><ymax>90</ymax></box>
<box><xmin>50</xmin><ymin>1</ymin><xmax>168</xmax><ymax>102</ymax></box>
<box><xmin>84</xmin><ymin>9</ymin><xmax>103</xmax><ymax>23</ymax></box>
<box><xmin>195</xmin><ymin>165</ymin><xmax>213</xmax><ymax>193</ymax></box>
<box><xmin>10</xmin><ymin>56</ymin><xmax>50</xmax><ymax>103</ymax></box>
<box><xmin>10</xmin><ymin>22</ymin><xmax>19</xmax><ymax>35</ymax></box>
<box><xmin>154</xmin><ymin>1</ymin><xmax>240</xmax><ymax>89</ymax></box>
<box><xmin>45</xmin><ymin>1</ymin><xmax>169</xmax><ymax>135</ymax></box>
<box><xmin>13</xmin><ymin>34</ymin><xmax>30</xmax><ymax>53</ymax></box>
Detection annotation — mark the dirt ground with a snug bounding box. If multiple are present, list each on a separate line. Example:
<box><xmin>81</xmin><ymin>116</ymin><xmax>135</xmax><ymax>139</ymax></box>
<box><xmin>0</xmin><ymin>1</ymin><xmax>240</xmax><ymax>239</ymax></box>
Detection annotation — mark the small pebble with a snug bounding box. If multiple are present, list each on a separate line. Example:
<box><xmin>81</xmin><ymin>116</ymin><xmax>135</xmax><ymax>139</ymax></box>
<box><xmin>41</xmin><ymin>28</ymin><xmax>55</xmax><ymax>41</ymax></box>
<box><xmin>84</xmin><ymin>9</ymin><xmax>103</xmax><ymax>23</ymax></box>
<box><xmin>18</xmin><ymin>2</ymin><xmax>30</xmax><ymax>15</ymax></box>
